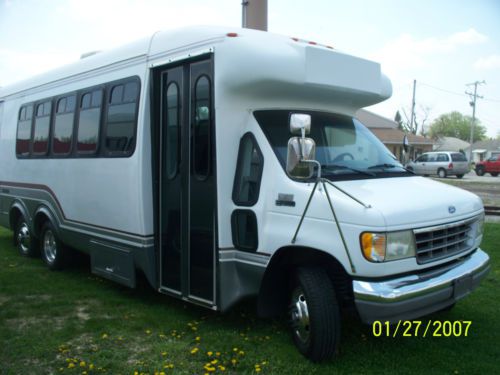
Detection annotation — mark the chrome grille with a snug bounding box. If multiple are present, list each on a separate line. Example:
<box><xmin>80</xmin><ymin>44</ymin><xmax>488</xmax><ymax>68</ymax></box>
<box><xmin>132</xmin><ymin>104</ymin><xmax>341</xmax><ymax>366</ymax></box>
<box><xmin>414</xmin><ymin>220</ymin><xmax>474</xmax><ymax>264</ymax></box>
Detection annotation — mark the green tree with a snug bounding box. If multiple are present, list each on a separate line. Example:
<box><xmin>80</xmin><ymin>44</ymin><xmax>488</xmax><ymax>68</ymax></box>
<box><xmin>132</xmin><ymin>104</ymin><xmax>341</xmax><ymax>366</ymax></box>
<box><xmin>429</xmin><ymin>111</ymin><xmax>486</xmax><ymax>142</ymax></box>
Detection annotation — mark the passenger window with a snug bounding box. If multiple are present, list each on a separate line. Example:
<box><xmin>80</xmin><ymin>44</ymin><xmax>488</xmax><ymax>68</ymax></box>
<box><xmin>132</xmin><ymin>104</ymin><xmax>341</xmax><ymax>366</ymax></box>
<box><xmin>104</xmin><ymin>80</ymin><xmax>139</xmax><ymax>155</ymax></box>
<box><xmin>16</xmin><ymin>105</ymin><xmax>33</xmax><ymax>157</ymax></box>
<box><xmin>193</xmin><ymin>75</ymin><xmax>211</xmax><ymax>179</ymax></box>
<box><xmin>33</xmin><ymin>101</ymin><xmax>52</xmax><ymax>155</ymax></box>
<box><xmin>437</xmin><ymin>154</ymin><xmax>448</xmax><ymax>162</ymax></box>
<box><xmin>53</xmin><ymin>95</ymin><xmax>76</xmax><ymax>155</ymax></box>
<box><xmin>77</xmin><ymin>89</ymin><xmax>102</xmax><ymax>154</ymax></box>
<box><xmin>427</xmin><ymin>154</ymin><xmax>437</xmax><ymax>162</ymax></box>
<box><xmin>416</xmin><ymin>154</ymin><xmax>427</xmax><ymax>162</ymax></box>
<box><xmin>232</xmin><ymin>133</ymin><xmax>264</xmax><ymax>206</ymax></box>
<box><xmin>165</xmin><ymin>82</ymin><xmax>180</xmax><ymax>179</ymax></box>
<box><xmin>231</xmin><ymin>210</ymin><xmax>258</xmax><ymax>251</ymax></box>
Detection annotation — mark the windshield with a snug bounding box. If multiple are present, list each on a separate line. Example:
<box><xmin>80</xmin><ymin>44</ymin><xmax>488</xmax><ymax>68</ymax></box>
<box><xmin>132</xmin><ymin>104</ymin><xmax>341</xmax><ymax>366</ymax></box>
<box><xmin>254</xmin><ymin>110</ymin><xmax>410</xmax><ymax>180</ymax></box>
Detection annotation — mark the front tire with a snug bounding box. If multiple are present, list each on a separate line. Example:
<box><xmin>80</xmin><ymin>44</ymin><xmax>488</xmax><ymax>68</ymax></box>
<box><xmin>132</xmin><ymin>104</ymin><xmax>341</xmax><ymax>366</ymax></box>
<box><xmin>475</xmin><ymin>167</ymin><xmax>485</xmax><ymax>176</ymax></box>
<box><xmin>40</xmin><ymin>222</ymin><xmax>67</xmax><ymax>270</ymax></box>
<box><xmin>456</xmin><ymin>174</ymin><xmax>464</xmax><ymax>179</ymax></box>
<box><xmin>288</xmin><ymin>267</ymin><xmax>340</xmax><ymax>362</ymax></box>
<box><xmin>437</xmin><ymin>168</ymin><xmax>447</xmax><ymax>178</ymax></box>
<box><xmin>491</xmin><ymin>173</ymin><xmax>498</xmax><ymax>177</ymax></box>
<box><xmin>15</xmin><ymin>217</ymin><xmax>38</xmax><ymax>257</ymax></box>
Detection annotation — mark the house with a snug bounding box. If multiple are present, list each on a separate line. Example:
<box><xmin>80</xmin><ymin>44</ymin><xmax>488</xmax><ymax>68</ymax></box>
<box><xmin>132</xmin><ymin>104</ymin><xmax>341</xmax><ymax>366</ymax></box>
<box><xmin>433</xmin><ymin>136</ymin><xmax>470</xmax><ymax>152</ymax></box>
<box><xmin>465</xmin><ymin>139</ymin><xmax>500</xmax><ymax>163</ymax></box>
<box><xmin>356</xmin><ymin>109</ymin><xmax>434</xmax><ymax>162</ymax></box>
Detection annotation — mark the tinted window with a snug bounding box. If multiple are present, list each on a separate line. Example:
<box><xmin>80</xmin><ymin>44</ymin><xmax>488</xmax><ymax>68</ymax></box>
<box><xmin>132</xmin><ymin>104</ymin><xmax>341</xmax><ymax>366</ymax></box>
<box><xmin>104</xmin><ymin>80</ymin><xmax>139</xmax><ymax>154</ymax></box>
<box><xmin>427</xmin><ymin>154</ymin><xmax>437</xmax><ymax>162</ymax></box>
<box><xmin>33</xmin><ymin>101</ymin><xmax>51</xmax><ymax>155</ymax></box>
<box><xmin>233</xmin><ymin>133</ymin><xmax>264</xmax><ymax>206</ymax></box>
<box><xmin>16</xmin><ymin>105</ymin><xmax>33</xmax><ymax>156</ymax></box>
<box><xmin>451</xmin><ymin>153</ymin><xmax>467</xmax><ymax>162</ymax></box>
<box><xmin>165</xmin><ymin>82</ymin><xmax>179</xmax><ymax>179</ymax></box>
<box><xmin>231</xmin><ymin>210</ymin><xmax>258</xmax><ymax>251</ymax></box>
<box><xmin>416</xmin><ymin>154</ymin><xmax>428</xmax><ymax>162</ymax></box>
<box><xmin>437</xmin><ymin>153</ymin><xmax>449</xmax><ymax>162</ymax></box>
<box><xmin>53</xmin><ymin>95</ymin><xmax>75</xmax><ymax>155</ymax></box>
<box><xmin>193</xmin><ymin>76</ymin><xmax>211</xmax><ymax>179</ymax></box>
<box><xmin>77</xmin><ymin>89</ymin><xmax>102</xmax><ymax>154</ymax></box>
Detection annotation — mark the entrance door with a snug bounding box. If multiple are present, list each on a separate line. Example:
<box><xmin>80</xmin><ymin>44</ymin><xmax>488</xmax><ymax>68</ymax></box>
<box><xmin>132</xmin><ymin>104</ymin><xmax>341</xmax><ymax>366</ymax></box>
<box><xmin>157</xmin><ymin>56</ymin><xmax>215</xmax><ymax>305</ymax></box>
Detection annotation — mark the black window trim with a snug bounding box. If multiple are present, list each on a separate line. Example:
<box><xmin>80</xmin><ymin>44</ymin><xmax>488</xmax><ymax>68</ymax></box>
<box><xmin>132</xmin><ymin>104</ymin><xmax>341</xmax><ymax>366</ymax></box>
<box><xmin>102</xmin><ymin>76</ymin><xmax>141</xmax><ymax>157</ymax></box>
<box><xmin>232</xmin><ymin>132</ymin><xmax>264</xmax><ymax>207</ymax></box>
<box><xmin>15</xmin><ymin>75</ymin><xmax>141</xmax><ymax>160</ymax></box>
<box><xmin>231</xmin><ymin>209</ymin><xmax>259</xmax><ymax>252</ymax></box>
<box><xmin>192</xmin><ymin>74</ymin><xmax>212</xmax><ymax>181</ymax></box>
<box><xmin>31</xmin><ymin>99</ymin><xmax>53</xmax><ymax>157</ymax></box>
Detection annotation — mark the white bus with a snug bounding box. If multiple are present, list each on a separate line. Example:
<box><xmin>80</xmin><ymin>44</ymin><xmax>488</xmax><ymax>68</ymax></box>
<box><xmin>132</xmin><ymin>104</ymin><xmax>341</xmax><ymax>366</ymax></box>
<box><xmin>0</xmin><ymin>26</ymin><xmax>490</xmax><ymax>361</ymax></box>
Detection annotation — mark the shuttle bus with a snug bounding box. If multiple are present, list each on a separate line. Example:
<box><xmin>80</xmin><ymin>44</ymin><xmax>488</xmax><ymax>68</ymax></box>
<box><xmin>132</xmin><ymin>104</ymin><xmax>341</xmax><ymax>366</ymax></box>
<box><xmin>0</xmin><ymin>26</ymin><xmax>490</xmax><ymax>361</ymax></box>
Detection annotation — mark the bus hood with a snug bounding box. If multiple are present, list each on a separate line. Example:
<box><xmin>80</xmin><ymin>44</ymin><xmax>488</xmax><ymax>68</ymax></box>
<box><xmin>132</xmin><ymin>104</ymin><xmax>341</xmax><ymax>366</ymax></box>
<box><xmin>333</xmin><ymin>176</ymin><xmax>483</xmax><ymax>228</ymax></box>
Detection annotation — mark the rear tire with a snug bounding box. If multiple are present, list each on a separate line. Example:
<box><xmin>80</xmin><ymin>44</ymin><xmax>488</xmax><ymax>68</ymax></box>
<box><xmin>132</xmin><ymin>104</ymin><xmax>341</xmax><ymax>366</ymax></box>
<box><xmin>437</xmin><ymin>168</ymin><xmax>447</xmax><ymax>178</ymax></box>
<box><xmin>15</xmin><ymin>217</ymin><xmax>38</xmax><ymax>257</ymax></box>
<box><xmin>475</xmin><ymin>167</ymin><xmax>485</xmax><ymax>176</ymax></box>
<box><xmin>288</xmin><ymin>267</ymin><xmax>340</xmax><ymax>362</ymax></box>
<box><xmin>40</xmin><ymin>221</ymin><xmax>67</xmax><ymax>270</ymax></box>
<box><xmin>456</xmin><ymin>174</ymin><xmax>464</xmax><ymax>179</ymax></box>
<box><xmin>491</xmin><ymin>173</ymin><xmax>498</xmax><ymax>177</ymax></box>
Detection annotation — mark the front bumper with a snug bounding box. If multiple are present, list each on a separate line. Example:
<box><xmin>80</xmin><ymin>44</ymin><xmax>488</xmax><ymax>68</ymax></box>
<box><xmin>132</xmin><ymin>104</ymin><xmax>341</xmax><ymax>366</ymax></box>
<box><xmin>353</xmin><ymin>249</ymin><xmax>490</xmax><ymax>323</ymax></box>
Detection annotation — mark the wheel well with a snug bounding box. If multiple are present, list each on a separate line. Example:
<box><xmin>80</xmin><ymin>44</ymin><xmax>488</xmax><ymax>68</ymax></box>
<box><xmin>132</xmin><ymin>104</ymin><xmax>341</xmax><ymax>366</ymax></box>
<box><xmin>33</xmin><ymin>212</ymin><xmax>51</xmax><ymax>238</ymax></box>
<box><xmin>9</xmin><ymin>207</ymin><xmax>23</xmax><ymax>232</ymax></box>
<box><xmin>257</xmin><ymin>246</ymin><xmax>354</xmax><ymax>318</ymax></box>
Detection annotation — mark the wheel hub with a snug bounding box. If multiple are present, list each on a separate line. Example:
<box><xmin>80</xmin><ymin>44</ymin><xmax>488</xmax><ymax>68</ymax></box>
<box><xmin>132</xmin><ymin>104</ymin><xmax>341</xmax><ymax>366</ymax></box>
<box><xmin>17</xmin><ymin>223</ymin><xmax>31</xmax><ymax>254</ymax></box>
<box><xmin>43</xmin><ymin>230</ymin><xmax>57</xmax><ymax>263</ymax></box>
<box><xmin>289</xmin><ymin>288</ymin><xmax>310</xmax><ymax>344</ymax></box>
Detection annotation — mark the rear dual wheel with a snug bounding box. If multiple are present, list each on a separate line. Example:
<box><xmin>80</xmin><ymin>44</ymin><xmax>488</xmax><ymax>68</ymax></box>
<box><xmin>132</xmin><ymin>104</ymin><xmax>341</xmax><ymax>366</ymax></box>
<box><xmin>40</xmin><ymin>221</ymin><xmax>67</xmax><ymax>270</ymax></box>
<box><xmin>288</xmin><ymin>267</ymin><xmax>340</xmax><ymax>362</ymax></box>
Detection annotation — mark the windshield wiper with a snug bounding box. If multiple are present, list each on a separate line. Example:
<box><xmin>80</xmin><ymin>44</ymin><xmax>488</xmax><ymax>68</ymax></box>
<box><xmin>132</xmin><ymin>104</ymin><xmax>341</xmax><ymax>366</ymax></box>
<box><xmin>368</xmin><ymin>163</ymin><xmax>415</xmax><ymax>174</ymax></box>
<box><xmin>321</xmin><ymin>164</ymin><xmax>376</xmax><ymax>177</ymax></box>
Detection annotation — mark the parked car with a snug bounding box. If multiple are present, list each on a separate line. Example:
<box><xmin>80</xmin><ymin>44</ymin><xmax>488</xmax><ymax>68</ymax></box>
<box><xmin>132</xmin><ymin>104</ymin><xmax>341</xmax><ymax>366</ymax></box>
<box><xmin>406</xmin><ymin>151</ymin><xmax>469</xmax><ymax>178</ymax></box>
<box><xmin>475</xmin><ymin>155</ymin><xmax>500</xmax><ymax>176</ymax></box>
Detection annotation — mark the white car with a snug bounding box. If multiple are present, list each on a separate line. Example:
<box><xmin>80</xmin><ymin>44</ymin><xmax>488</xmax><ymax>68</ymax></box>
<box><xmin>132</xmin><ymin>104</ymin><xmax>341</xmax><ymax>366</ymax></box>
<box><xmin>406</xmin><ymin>151</ymin><xmax>469</xmax><ymax>178</ymax></box>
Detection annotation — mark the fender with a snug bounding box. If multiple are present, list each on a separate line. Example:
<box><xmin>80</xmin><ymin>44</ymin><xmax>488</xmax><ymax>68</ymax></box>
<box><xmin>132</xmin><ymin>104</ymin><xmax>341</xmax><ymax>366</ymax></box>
<box><xmin>33</xmin><ymin>204</ymin><xmax>61</xmax><ymax>238</ymax></box>
<box><xmin>9</xmin><ymin>199</ymin><xmax>30</xmax><ymax>230</ymax></box>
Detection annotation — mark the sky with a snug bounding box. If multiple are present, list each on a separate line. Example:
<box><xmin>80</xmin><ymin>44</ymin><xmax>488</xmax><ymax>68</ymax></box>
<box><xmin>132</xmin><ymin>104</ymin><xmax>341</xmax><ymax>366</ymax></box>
<box><xmin>1</xmin><ymin>0</ymin><xmax>499</xmax><ymax>137</ymax></box>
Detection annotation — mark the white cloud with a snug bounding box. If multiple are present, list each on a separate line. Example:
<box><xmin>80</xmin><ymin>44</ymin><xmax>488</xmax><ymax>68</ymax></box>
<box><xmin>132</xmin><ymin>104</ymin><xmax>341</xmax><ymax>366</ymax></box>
<box><xmin>474</xmin><ymin>55</ymin><xmax>500</xmax><ymax>70</ymax></box>
<box><xmin>370</xmin><ymin>28</ymin><xmax>488</xmax><ymax>76</ymax></box>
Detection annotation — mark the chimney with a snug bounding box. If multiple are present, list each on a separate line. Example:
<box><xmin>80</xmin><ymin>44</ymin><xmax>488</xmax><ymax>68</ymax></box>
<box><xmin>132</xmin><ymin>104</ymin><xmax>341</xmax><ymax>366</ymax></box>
<box><xmin>242</xmin><ymin>0</ymin><xmax>268</xmax><ymax>31</ymax></box>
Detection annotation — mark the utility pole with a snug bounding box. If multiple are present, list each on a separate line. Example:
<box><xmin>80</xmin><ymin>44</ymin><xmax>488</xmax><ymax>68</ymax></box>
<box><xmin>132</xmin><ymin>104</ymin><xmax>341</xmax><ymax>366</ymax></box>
<box><xmin>466</xmin><ymin>80</ymin><xmax>485</xmax><ymax>164</ymax></box>
<box><xmin>410</xmin><ymin>79</ymin><xmax>416</xmax><ymax>134</ymax></box>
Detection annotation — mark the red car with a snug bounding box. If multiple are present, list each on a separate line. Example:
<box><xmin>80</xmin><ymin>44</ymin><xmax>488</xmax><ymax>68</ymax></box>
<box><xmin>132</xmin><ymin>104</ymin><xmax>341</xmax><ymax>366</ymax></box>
<box><xmin>475</xmin><ymin>155</ymin><xmax>500</xmax><ymax>176</ymax></box>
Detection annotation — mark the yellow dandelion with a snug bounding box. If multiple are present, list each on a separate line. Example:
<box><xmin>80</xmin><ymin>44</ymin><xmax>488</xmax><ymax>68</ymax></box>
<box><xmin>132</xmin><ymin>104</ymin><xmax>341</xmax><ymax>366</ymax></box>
<box><xmin>161</xmin><ymin>351</ymin><xmax>167</xmax><ymax>356</ymax></box>
<box><xmin>204</xmin><ymin>365</ymin><xmax>216</xmax><ymax>372</ymax></box>
<box><xmin>101</xmin><ymin>333</ymin><xmax>108</xmax><ymax>339</ymax></box>
<box><xmin>134</xmin><ymin>372</ymin><xmax>139</xmax><ymax>375</ymax></box>
<box><xmin>67</xmin><ymin>363</ymin><xmax>75</xmax><ymax>369</ymax></box>
<box><xmin>255</xmin><ymin>368</ymin><xmax>262</xmax><ymax>373</ymax></box>
<box><xmin>232</xmin><ymin>347</ymin><xmax>238</xmax><ymax>352</ymax></box>
<box><xmin>145</xmin><ymin>329</ymin><xmax>152</xmax><ymax>335</ymax></box>
<box><xmin>219</xmin><ymin>365</ymin><xmax>226</xmax><ymax>371</ymax></box>
<box><xmin>215</xmin><ymin>352</ymin><xmax>221</xmax><ymax>357</ymax></box>
<box><xmin>191</xmin><ymin>347</ymin><xmax>199</xmax><ymax>354</ymax></box>
<box><xmin>231</xmin><ymin>359</ymin><xmax>237</xmax><ymax>365</ymax></box>
<box><xmin>191</xmin><ymin>326</ymin><xmax>198</xmax><ymax>331</ymax></box>
<box><xmin>195</xmin><ymin>336</ymin><xmax>201</xmax><ymax>341</ymax></box>
<box><xmin>82</xmin><ymin>372</ymin><xmax>87</xmax><ymax>375</ymax></box>
<box><xmin>238</xmin><ymin>351</ymin><xmax>245</xmax><ymax>356</ymax></box>
<box><xmin>207</xmin><ymin>351</ymin><xmax>213</xmax><ymax>356</ymax></box>
<box><xmin>176</xmin><ymin>335</ymin><xmax>181</xmax><ymax>339</ymax></box>
<box><xmin>210</xmin><ymin>359</ymin><xmax>218</xmax><ymax>365</ymax></box>
<box><xmin>261</xmin><ymin>361</ymin><xmax>268</xmax><ymax>365</ymax></box>
<box><xmin>79</xmin><ymin>361</ymin><xmax>86</xmax><ymax>367</ymax></box>
<box><xmin>89</xmin><ymin>364</ymin><xmax>94</xmax><ymax>370</ymax></box>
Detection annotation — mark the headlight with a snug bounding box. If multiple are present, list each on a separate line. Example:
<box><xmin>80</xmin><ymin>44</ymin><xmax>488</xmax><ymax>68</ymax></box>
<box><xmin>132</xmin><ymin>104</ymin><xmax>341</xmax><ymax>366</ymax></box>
<box><xmin>361</xmin><ymin>230</ymin><xmax>416</xmax><ymax>262</ymax></box>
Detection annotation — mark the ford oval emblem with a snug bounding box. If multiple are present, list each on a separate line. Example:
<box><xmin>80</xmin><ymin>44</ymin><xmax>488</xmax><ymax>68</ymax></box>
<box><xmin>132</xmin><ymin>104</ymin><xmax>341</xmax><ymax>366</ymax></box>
<box><xmin>448</xmin><ymin>206</ymin><xmax>456</xmax><ymax>214</ymax></box>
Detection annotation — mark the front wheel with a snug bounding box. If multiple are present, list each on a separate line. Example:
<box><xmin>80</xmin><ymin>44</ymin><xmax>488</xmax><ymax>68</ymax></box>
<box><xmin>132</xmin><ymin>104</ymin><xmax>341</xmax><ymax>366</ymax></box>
<box><xmin>437</xmin><ymin>168</ymin><xmax>447</xmax><ymax>178</ymax></box>
<box><xmin>475</xmin><ymin>167</ymin><xmax>485</xmax><ymax>176</ymax></box>
<box><xmin>456</xmin><ymin>174</ymin><xmax>464</xmax><ymax>179</ymax></box>
<box><xmin>288</xmin><ymin>267</ymin><xmax>340</xmax><ymax>362</ymax></box>
<box><xmin>40</xmin><ymin>222</ymin><xmax>67</xmax><ymax>270</ymax></box>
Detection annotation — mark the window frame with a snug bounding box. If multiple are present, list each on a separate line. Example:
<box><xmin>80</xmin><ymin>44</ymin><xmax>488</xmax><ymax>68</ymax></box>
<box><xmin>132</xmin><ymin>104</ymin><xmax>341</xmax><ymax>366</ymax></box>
<box><xmin>51</xmin><ymin>93</ymin><xmax>77</xmax><ymax>157</ymax></box>
<box><xmin>232</xmin><ymin>132</ymin><xmax>264</xmax><ymax>207</ymax></box>
<box><xmin>231</xmin><ymin>209</ymin><xmax>259</xmax><ymax>252</ymax></box>
<box><xmin>31</xmin><ymin>100</ymin><xmax>53</xmax><ymax>157</ymax></box>
<box><xmin>192</xmin><ymin>74</ymin><xmax>212</xmax><ymax>180</ymax></box>
<box><xmin>165</xmin><ymin>81</ymin><xmax>180</xmax><ymax>180</ymax></box>
<box><xmin>16</xmin><ymin>104</ymin><xmax>34</xmax><ymax>158</ymax></box>
<box><xmin>102</xmin><ymin>76</ymin><xmax>141</xmax><ymax>157</ymax></box>
<box><xmin>76</xmin><ymin>87</ymin><xmax>104</xmax><ymax>156</ymax></box>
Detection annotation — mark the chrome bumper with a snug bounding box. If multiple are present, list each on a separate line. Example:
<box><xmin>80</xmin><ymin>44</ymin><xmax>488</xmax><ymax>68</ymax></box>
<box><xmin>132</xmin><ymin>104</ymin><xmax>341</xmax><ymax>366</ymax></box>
<box><xmin>353</xmin><ymin>249</ymin><xmax>490</xmax><ymax>323</ymax></box>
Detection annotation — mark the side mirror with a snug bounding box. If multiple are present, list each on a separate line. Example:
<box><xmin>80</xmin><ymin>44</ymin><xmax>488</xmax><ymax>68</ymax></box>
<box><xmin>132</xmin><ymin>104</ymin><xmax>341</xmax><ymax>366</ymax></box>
<box><xmin>286</xmin><ymin>137</ymin><xmax>316</xmax><ymax>179</ymax></box>
<box><xmin>290</xmin><ymin>113</ymin><xmax>311</xmax><ymax>137</ymax></box>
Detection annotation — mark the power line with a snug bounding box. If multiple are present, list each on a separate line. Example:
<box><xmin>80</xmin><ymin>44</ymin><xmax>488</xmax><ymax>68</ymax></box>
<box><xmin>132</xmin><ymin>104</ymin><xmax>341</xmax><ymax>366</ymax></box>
<box><xmin>418</xmin><ymin>81</ymin><xmax>500</xmax><ymax>103</ymax></box>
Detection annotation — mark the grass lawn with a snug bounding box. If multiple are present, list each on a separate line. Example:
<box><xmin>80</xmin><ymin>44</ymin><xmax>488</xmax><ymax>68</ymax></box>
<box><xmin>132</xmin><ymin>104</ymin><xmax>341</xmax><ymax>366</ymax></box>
<box><xmin>0</xmin><ymin>225</ymin><xmax>499</xmax><ymax>374</ymax></box>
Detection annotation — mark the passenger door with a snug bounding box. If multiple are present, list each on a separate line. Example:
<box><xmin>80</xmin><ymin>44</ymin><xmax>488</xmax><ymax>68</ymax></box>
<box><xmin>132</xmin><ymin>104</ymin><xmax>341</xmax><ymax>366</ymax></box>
<box><xmin>155</xmin><ymin>56</ymin><xmax>216</xmax><ymax>306</ymax></box>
